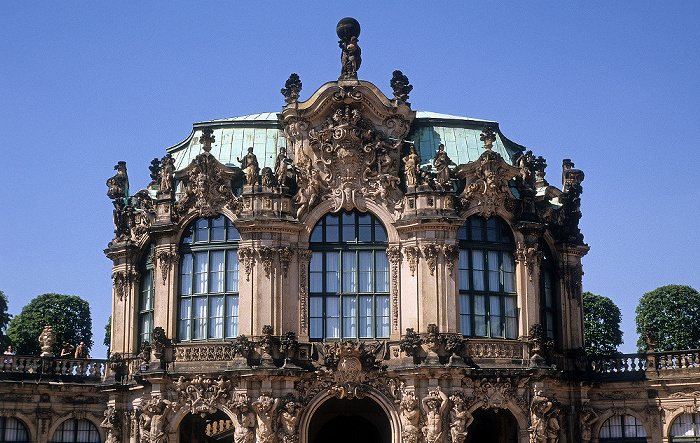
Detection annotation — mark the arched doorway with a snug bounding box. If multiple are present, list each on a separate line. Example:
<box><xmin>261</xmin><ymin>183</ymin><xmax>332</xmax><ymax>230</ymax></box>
<box><xmin>465</xmin><ymin>408</ymin><xmax>519</xmax><ymax>443</ymax></box>
<box><xmin>309</xmin><ymin>397</ymin><xmax>391</xmax><ymax>443</ymax></box>
<box><xmin>179</xmin><ymin>410</ymin><xmax>233</xmax><ymax>443</ymax></box>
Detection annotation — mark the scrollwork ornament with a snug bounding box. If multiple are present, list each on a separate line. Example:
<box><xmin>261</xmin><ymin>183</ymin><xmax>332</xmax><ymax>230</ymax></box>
<box><xmin>515</xmin><ymin>242</ymin><xmax>542</xmax><ymax>282</ymax></box>
<box><xmin>153</xmin><ymin>249</ymin><xmax>178</xmax><ymax>284</ymax></box>
<box><xmin>278</xmin><ymin>247</ymin><xmax>294</xmax><ymax>278</ymax></box>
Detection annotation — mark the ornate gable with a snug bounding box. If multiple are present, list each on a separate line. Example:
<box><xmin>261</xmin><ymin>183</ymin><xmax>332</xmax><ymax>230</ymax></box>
<box><xmin>282</xmin><ymin>81</ymin><xmax>415</xmax><ymax>218</ymax></box>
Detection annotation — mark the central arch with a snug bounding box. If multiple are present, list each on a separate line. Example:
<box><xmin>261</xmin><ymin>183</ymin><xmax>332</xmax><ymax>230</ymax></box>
<box><xmin>300</xmin><ymin>390</ymin><xmax>400</xmax><ymax>443</ymax></box>
<box><xmin>309</xmin><ymin>397</ymin><xmax>390</xmax><ymax>443</ymax></box>
<box><xmin>465</xmin><ymin>408</ymin><xmax>519</xmax><ymax>443</ymax></box>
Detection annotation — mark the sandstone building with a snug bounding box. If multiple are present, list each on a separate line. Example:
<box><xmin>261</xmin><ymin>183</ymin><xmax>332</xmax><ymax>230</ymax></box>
<box><xmin>2</xmin><ymin>17</ymin><xmax>700</xmax><ymax>443</ymax></box>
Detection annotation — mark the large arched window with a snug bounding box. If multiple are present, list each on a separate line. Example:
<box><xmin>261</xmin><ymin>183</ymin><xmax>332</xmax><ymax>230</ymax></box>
<box><xmin>540</xmin><ymin>241</ymin><xmax>556</xmax><ymax>342</ymax></box>
<box><xmin>458</xmin><ymin>216</ymin><xmax>517</xmax><ymax>339</ymax></box>
<box><xmin>51</xmin><ymin>419</ymin><xmax>100</xmax><ymax>443</ymax></box>
<box><xmin>138</xmin><ymin>243</ymin><xmax>155</xmax><ymax>347</ymax></box>
<box><xmin>599</xmin><ymin>415</ymin><xmax>647</xmax><ymax>442</ymax></box>
<box><xmin>309</xmin><ymin>210</ymin><xmax>389</xmax><ymax>341</ymax></box>
<box><xmin>178</xmin><ymin>215</ymin><xmax>240</xmax><ymax>341</ymax></box>
<box><xmin>0</xmin><ymin>417</ymin><xmax>29</xmax><ymax>442</ymax></box>
<box><xmin>670</xmin><ymin>413</ymin><xmax>700</xmax><ymax>442</ymax></box>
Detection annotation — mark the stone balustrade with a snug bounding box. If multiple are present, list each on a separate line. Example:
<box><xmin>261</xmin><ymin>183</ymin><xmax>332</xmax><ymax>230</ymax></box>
<box><xmin>652</xmin><ymin>350</ymin><xmax>700</xmax><ymax>370</ymax></box>
<box><xmin>589</xmin><ymin>353</ymin><xmax>647</xmax><ymax>375</ymax></box>
<box><xmin>0</xmin><ymin>355</ymin><xmax>106</xmax><ymax>379</ymax></box>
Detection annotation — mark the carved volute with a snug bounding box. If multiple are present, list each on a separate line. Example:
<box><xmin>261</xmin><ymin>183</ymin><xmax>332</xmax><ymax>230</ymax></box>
<box><xmin>281</xmin><ymin>80</ymin><xmax>415</xmax><ymax>219</ymax></box>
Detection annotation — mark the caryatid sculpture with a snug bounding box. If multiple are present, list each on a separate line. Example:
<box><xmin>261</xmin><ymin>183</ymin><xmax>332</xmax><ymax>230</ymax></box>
<box><xmin>422</xmin><ymin>387</ymin><xmax>449</xmax><ymax>443</ymax></box>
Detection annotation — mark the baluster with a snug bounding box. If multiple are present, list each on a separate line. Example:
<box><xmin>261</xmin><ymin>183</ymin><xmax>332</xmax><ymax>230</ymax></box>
<box><xmin>622</xmin><ymin>357</ymin><xmax>629</xmax><ymax>372</ymax></box>
<box><xmin>206</xmin><ymin>423</ymin><xmax>212</xmax><ymax>435</ymax></box>
<box><xmin>630</xmin><ymin>357</ymin><xmax>637</xmax><ymax>371</ymax></box>
<box><xmin>694</xmin><ymin>352</ymin><xmax>700</xmax><ymax>367</ymax></box>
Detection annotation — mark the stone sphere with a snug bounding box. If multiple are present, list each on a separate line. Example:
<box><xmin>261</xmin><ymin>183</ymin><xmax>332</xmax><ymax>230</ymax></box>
<box><xmin>336</xmin><ymin>17</ymin><xmax>360</xmax><ymax>40</ymax></box>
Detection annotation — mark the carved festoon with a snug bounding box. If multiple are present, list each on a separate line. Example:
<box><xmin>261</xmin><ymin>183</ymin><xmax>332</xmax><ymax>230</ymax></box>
<box><xmin>442</xmin><ymin>244</ymin><xmax>459</xmax><ymax>276</ymax></box>
<box><xmin>516</xmin><ymin>242</ymin><xmax>542</xmax><ymax>282</ymax></box>
<box><xmin>422</xmin><ymin>244</ymin><xmax>440</xmax><ymax>276</ymax></box>
<box><xmin>403</xmin><ymin>246</ymin><xmax>419</xmax><ymax>276</ymax></box>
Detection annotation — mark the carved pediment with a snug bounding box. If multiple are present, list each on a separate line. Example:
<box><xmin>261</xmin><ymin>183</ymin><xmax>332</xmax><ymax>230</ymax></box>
<box><xmin>175</xmin><ymin>152</ymin><xmax>242</xmax><ymax>218</ymax></box>
<box><xmin>455</xmin><ymin>149</ymin><xmax>519</xmax><ymax>218</ymax></box>
<box><xmin>282</xmin><ymin>81</ymin><xmax>415</xmax><ymax>218</ymax></box>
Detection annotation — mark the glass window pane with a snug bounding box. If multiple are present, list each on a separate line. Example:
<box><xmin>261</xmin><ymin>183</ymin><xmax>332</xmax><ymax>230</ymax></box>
<box><xmin>310</xmin><ymin>253</ymin><xmax>323</xmax><ymax>292</ymax></box>
<box><xmin>376</xmin><ymin>295</ymin><xmax>390</xmax><ymax>338</ymax></box>
<box><xmin>180</xmin><ymin>254</ymin><xmax>193</xmax><ymax>295</ymax></box>
<box><xmin>358</xmin><ymin>251</ymin><xmax>372</xmax><ymax>292</ymax></box>
<box><xmin>326</xmin><ymin>214</ymin><xmax>339</xmax><ymax>242</ymax></box>
<box><xmin>503</xmin><ymin>253</ymin><xmax>515</xmax><ymax>293</ymax></box>
<box><xmin>600</xmin><ymin>415</ymin><xmax>622</xmax><ymax>438</ymax></box>
<box><xmin>310</xmin><ymin>225</ymin><xmax>322</xmax><ymax>242</ymax></box>
<box><xmin>209</xmin><ymin>296</ymin><xmax>224</xmax><ymax>339</ymax></box>
<box><xmin>474</xmin><ymin>295</ymin><xmax>487</xmax><ymax>336</ymax></box>
<box><xmin>374</xmin><ymin>223</ymin><xmax>387</xmax><ymax>242</ymax></box>
<box><xmin>472</xmin><ymin>250</ymin><xmax>485</xmax><ymax>291</ymax></box>
<box><xmin>486</xmin><ymin>217</ymin><xmax>498</xmax><ymax>242</ymax></box>
<box><xmin>460</xmin><ymin>294</ymin><xmax>471</xmax><ymax>336</ymax></box>
<box><xmin>195</xmin><ymin>218</ymin><xmax>208</xmax><ymax>242</ymax></box>
<box><xmin>227</xmin><ymin>224</ymin><xmax>240</xmax><ymax>240</ymax></box>
<box><xmin>194</xmin><ymin>252</ymin><xmax>208</xmax><ymax>294</ymax></box>
<box><xmin>326</xmin><ymin>253</ymin><xmax>339</xmax><ymax>293</ymax></box>
<box><xmin>193</xmin><ymin>297</ymin><xmax>207</xmax><ymax>339</ymax></box>
<box><xmin>210</xmin><ymin>251</ymin><xmax>225</xmax><ymax>293</ymax></box>
<box><xmin>490</xmin><ymin>296</ymin><xmax>502</xmax><ymax>337</ymax></box>
<box><xmin>343</xmin><ymin>296</ymin><xmax>357</xmax><ymax>338</ymax></box>
<box><xmin>375</xmin><ymin>252</ymin><xmax>389</xmax><ymax>292</ymax></box>
<box><xmin>226</xmin><ymin>295</ymin><xmax>239</xmax><ymax>338</ymax></box>
<box><xmin>342</xmin><ymin>212</ymin><xmax>356</xmax><ymax>242</ymax></box>
<box><xmin>488</xmin><ymin>251</ymin><xmax>500</xmax><ymax>291</ymax></box>
<box><xmin>179</xmin><ymin>298</ymin><xmax>192</xmax><ymax>341</ymax></box>
<box><xmin>326</xmin><ymin>297</ymin><xmax>340</xmax><ymax>338</ymax></box>
<box><xmin>227</xmin><ymin>250</ymin><xmax>239</xmax><ymax>292</ymax></box>
<box><xmin>470</xmin><ymin>217</ymin><xmax>484</xmax><ymax>241</ymax></box>
<box><xmin>342</xmin><ymin>252</ymin><xmax>357</xmax><ymax>293</ymax></box>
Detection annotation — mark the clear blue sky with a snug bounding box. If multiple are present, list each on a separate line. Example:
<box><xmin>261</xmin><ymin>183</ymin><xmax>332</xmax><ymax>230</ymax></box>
<box><xmin>1</xmin><ymin>1</ymin><xmax>698</xmax><ymax>357</ymax></box>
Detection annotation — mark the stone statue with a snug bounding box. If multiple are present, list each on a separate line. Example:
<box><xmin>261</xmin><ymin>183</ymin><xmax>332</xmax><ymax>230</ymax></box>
<box><xmin>277</xmin><ymin>398</ymin><xmax>301</xmax><ymax>443</ymax></box>
<box><xmin>433</xmin><ymin>144</ymin><xmax>455</xmax><ymax>187</ymax></box>
<box><xmin>281</xmin><ymin>73</ymin><xmax>302</xmax><ymax>104</ymax></box>
<box><xmin>252</xmin><ymin>394</ymin><xmax>279</xmax><ymax>443</ymax></box>
<box><xmin>337</xmin><ymin>18</ymin><xmax>361</xmax><ymax>79</ymax></box>
<box><xmin>146</xmin><ymin>397</ymin><xmax>173</xmax><ymax>443</ymax></box>
<box><xmin>274</xmin><ymin>148</ymin><xmax>288</xmax><ymax>188</ymax></box>
<box><xmin>391</xmin><ymin>70</ymin><xmax>413</xmax><ymax>102</ymax></box>
<box><xmin>39</xmin><ymin>325</ymin><xmax>56</xmax><ymax>357</ymax></box>
<box><xmin>107</xmin><ymin>161</ymin><xmax>129</xmax><ymax>201</ymax></box>
<box><xmin>420</xmin><ymin>165</ymin><xmax>436</xmax><ymax>188</ymax></box>
<box><xmin>422</xmin><ymin>387</ymin><xmax>449</xmax><ymax>443</ymax></box>
<box><xmin>402</xmin><ymin>145</ymin><xmax>420</xmax><ymax>187</ymax></box>
<box><xmin>261</xmin><ymin>167</ymin><xmax>275</xmax><ymax>188</ymax></box>
<box><xmin>148</xmin><ymin>158</ymin><xmax>161</xmax><ymax>186</ymax></box>
<box><xmin>231</xmin><ymin>394</ymin><xmax>256</xmax><ymax>443</ymax></box>
<box><xmin>449</xmin><ymin>393</ymin><xmax>472</xmax><ymax>443</ymax></box>
<box><xmin>138</xmin><ymin>413</ymin><xmax>151</xmax><ymax>443</ymax></box>
<box><xmin>101</xmin><ymin>406</ymin><xmax>121</xmax><ymax>443</ymax></box>
<box><xmin>159</xmin><ymin>153</ymin><xmax>174</xmax><ymax>194</ymax></box>
<box><xmin>529</xmin><ymin>390</ymin><xmax>560</xmax><ymax>443</ymax></box>
<box><xmin>579</xmin><ymin>405</ymin><xmax>598</xmax><ymax>443</ymax></box>
<box><xmin>399</xmin><ymin>391</ymin><xmax>421</xmax><ymax>443</ymax></box>
<box><xmin>238</xmin><ymin>147</ymin><xmax>259</xmax><ymax>186</ymax></box>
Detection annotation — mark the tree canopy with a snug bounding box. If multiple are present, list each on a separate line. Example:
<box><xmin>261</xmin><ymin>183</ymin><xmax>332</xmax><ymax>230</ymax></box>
<box><xmin>0</xmin><ymin>291</ymin><xmax>11</xmax><ymax>350</ymax></box>
<box><xmin>583</xmin><ymin>291</ymin><xmax>623</xmax><ymax>356</ymax></box>
<box><xmin>635</xmin><ymin>285</ymin><xmax>700</xmax><ymax>352</ymax></box>
<box><xmin>6</xmin><ymin>293</ymin><xmax>93</xmax><ymax>355</ymax></box>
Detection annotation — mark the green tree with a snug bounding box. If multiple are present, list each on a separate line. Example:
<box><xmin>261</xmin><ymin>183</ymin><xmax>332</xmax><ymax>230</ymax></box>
<box><xmin>583</xmin><ymin>291</ymin><xmax>623</xmax><ymax>356</ymax></box>
<box><xmin>6</xmin><ymin>293</ymin><xmax>93</xmax><ymax>355</ymax></box>
<box><xmin>0</xmin><ymin>291</ymin><xmax>12</xmax><ymax>350</ymax></box>
<box><xmin>635</xmin><ymin>285</ymin><xmax>700</xmax><ymax>352</ymax></box>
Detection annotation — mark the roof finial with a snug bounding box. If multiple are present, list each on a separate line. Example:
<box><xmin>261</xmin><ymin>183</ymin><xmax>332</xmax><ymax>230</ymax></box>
<box><xmin>201</xmin><ymin>127</ymin><xmax>215</xmax><ymax>153</ymax></box>
<box><xmin>480</xmin><ymin>126</ymin><xmax>496</xmax><ymax>150</ymax></box>
<box><xmin>337</xmin><ymin>17</ymin><xmax>361</xmax><ymax>79</ymax></box>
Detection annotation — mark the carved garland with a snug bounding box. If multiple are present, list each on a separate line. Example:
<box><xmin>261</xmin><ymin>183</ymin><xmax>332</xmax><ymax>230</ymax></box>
<box><xmin>422</xmin><ymin>244</ymin><xmax>440</xmax><ymax>276</ymax></box>
<box><xmin>257</xmin><ymin>246</ymin><xmax>275</xmax><ymax>278</ymax></box>
<box><xmin>279</xmin><ymin>247</ymin><xmax>294</xmax><ymax>278</ymax></box>
<box><xmin>442</xmin><ymin>244</ymin><xmax>459</xmax><ymax>276</ymax></box>
<box><xmin>403</xmin><ymin>246</ymin><xmax>419</xmax><ymax>277</ymax></box>
<box><xmin>238</xmin><ymin>247</ymin><xmax>255</xmax><ymax>281</ymax></box>
<box><xmin>298</xmin><ymin>250</ymin><xmax>313</xmax><ymax>335</ymax></box>
<box><xmin>515</xmin><ymin>242</ymin><xmax>542</xmax><ymax>282</ymax></box>
<box><xmin>153</xmin><ymin>249</ymin><xmax>178</xmax><ymax>284</ymax></box>
<box><xmin>112</xmin><ymin>270</ymin><xmax>139</xmax><ymax>301</ymax></box>
<box><xmin>386</xmin><ymin>246</ymin><xmax>402</xmax><ymax>333</ymax></box>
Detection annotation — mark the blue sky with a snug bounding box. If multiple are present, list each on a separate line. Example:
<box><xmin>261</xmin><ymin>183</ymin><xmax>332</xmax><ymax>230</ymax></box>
<box><xmin>1</xmin><ymin>1</ymin><xmax>698</xmax><ymax>356</ymax></box>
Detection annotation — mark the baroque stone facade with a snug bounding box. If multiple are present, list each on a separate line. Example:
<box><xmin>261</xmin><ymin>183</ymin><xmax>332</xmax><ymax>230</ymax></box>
<box><xmin>3</xmin><ymin>18</ymin><xmax>700</xmax><ymax>443</ymax></box>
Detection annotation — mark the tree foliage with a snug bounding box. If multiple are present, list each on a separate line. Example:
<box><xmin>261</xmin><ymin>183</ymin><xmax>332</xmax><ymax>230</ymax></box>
<box><xmin>104</xmin><ymin>316</ymin><xmax>111</xmax><ymax>357</ymax></box>
<box><xmin>6</xmin><ymin>293</ymin><xmax>93</xmax><ymax>355</ymax></box>
<box><xmin>635</xmin><ymin>285</ymin><xmax>700</xmax><ymax>352</ymax></box>
<box><xmin>0</xmin><ymin>291</ymin><xmax>12</xmax><ymax>349</ymax></box>
<box><xmin>583</xmin><ymin>291</ymin><xmax>623</xmax><ymax>356</ymax></box>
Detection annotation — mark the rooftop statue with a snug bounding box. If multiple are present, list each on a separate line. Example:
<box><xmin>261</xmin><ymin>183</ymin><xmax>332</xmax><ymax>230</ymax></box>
<box><xmin>337</xmin><ymin>17</ymin><xmax>361</xmax><ymax>79</ymax></box>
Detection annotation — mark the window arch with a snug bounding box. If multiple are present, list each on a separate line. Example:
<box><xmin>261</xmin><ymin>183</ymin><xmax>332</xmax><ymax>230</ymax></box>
<box><xmin>458</xmin><ymin>216</ymin><xmax>517</xmax><ymax>339</ymax></box>
<box><xmin>599</xmin><ymin>414</ymin><xmax>647</xmax><ymax>442</ymax></box>
<box><xmin>178</xmin><ymin>215</ymin><xmax>240</xmax><ymax>341</ymax></box>
<box><xmin>138</xmin><ymin>243</ymin><xmax>155</xmax><ymax>347</ymax></box>
<box><xmin>0</xmin><ymin>417</ymin><xmax>29</xmax><ymax>442</ymax></box>
<box><xmin>309</xmin><ymin>210</ymin><xmax>389</xmax><ymax>341</ymax></box>
<box><xmin>540</xmin><ymin>241</ymin><xmax>556</xmax><ymax>342</ymax></box>
<box><xmin>670</xmin><ymin>413</ymin><xmax>700</xmax><ymax>442</ymax></box>
<box><xmin>51</xmin><ymin>419</ymin><xmax>100</xmax><ymax>443</ymax></box>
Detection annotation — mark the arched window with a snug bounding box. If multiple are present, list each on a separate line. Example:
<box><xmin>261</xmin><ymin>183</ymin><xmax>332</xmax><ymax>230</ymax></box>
<box><xmin>458</xmin><ymin>216</ymin><xmax>517</xmax><ymax>339</ymax></box>
<box><xmin>178</xmin><ymin>215</ymin><xmax>240</xmax><ymax>341</ymax></box>
<box><xmin>0</xmin><ymin>417</ymin><xmax>29</xmax><ymax>442</ymax></box>
<box><xmin>599</xmin><ymin>414</ymin><xmax>647</xmax><ymax>442</ymax></box>
<box><xmin>309</xmin><ymin>211</ymin><xmax>389</xmax><ymax>341</ymax></box>
<box><xmin>52</xmin><ymin>419</ymin><xmax>100</xmax><ymax>443</ymax></box>
<box><xmin>670</xmin><ymin>413</ymin><xmax>700</xmax><ymax>442</ymax></box>
<box><xmin>138</xmin><ymin>243</ymin><xmax>155</xmax><ymax>347</ymax></box>
<box><xmin>540</xmin><ymin>241</ymin><xmax>556</xmax><ymax>342</ymax></box>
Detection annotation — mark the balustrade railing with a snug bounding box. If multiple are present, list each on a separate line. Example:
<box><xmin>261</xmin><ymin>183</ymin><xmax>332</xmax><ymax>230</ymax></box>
<box><xmin>0</xmin><ymin>355</ymin><xmax>106</xmax><ymax>379</ymax></box>
<box><xmin>652</xmin><ymin>350</ymin><xmax>700</xmax><ymax>370</ymax></box>
<box><xmin>589</xmin><ymin>353</ymin><xmax>646</xmax><ymax>375</ymax></box>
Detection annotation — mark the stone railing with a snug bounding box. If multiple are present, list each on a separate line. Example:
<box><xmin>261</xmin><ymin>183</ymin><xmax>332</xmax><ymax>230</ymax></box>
<box><xmin>652</xmin><ymin>350</ymin><xmax>700</xmax><ymax>371</ymax></box>
<box><xmin>0</xmin><ymin>355</ymin><xmax>107</xmax><ymax>380</ymax></box>
<box><xmin>589</xmin><ymin>353</ymin><xmax>647</xmax><ymax>375</ymax></box>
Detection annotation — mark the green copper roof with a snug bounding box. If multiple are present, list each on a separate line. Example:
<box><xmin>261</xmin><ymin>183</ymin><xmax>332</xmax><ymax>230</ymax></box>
<box><xmin>167</xmin><ymin>111</ymin><xmax>523</xmax><ymax>170</ymax></box>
